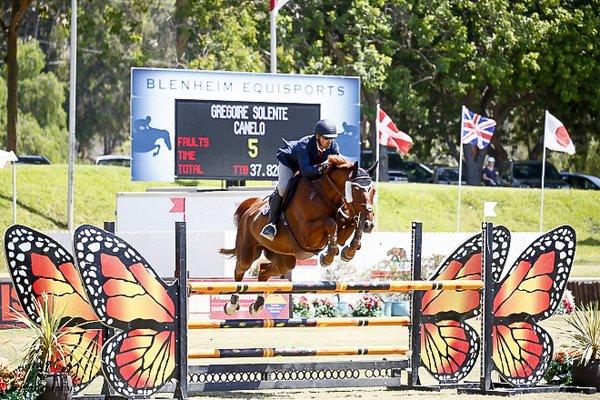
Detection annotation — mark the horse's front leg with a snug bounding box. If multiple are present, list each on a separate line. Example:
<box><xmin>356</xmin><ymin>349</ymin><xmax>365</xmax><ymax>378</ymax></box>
<box><xmin>341</xmin><ymin>219</ymin><xmax>365</xmax><ymax>262</ymax></box>
<box><xmin>319</xmin><ymin>217</ymin><xmax>339</xmax><ymax>267</ymax></box>
<box><xmin>152</xmin><ymin>144</ymin><xmax>161</xmax><ymax>156</ymax></box>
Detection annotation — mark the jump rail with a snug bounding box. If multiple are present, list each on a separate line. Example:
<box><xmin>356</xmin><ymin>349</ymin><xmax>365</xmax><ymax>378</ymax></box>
<box><xmin>188</xmin><ymin>316</ymin><xmax>410</xmax><ymax>329</ymax></box>
<box><xmin>188</xmin><ymin>346</ymin><xmax>410</xmax><ymax>359</ymax></box>
<box><xmin>188</xmin><ymin>280</ymin><xmax>484</xmax><ymax>294</ymax></box>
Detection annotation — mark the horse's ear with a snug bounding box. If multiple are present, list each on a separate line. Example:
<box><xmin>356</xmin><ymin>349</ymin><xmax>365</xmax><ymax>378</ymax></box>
<box><xmin>366</xmin><ymin>161</ymin><xmax>379</xmax><ymax>178</ymax></box>
<box><xmin>351</xmin><ymin>161</ymin><xmax>359</xmax><ymax>178</ymax></box>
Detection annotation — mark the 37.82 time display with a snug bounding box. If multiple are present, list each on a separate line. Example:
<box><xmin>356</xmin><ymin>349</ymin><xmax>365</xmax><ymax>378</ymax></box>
<box><xmin>175</xmin><ymin>99</ymin><xmax>320</xmax><ymax>180</ymax></box>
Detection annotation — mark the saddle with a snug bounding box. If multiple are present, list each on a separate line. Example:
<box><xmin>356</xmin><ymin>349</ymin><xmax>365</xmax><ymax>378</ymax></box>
<box><xmin>281</xmin><ymin>174</ymin><xmax>302</xmax><ymax>212</ymax></box>
<box><xmin>261</xmin><ymin>174</ymin><xmax>301</xmax><ymax>219</ymax></box>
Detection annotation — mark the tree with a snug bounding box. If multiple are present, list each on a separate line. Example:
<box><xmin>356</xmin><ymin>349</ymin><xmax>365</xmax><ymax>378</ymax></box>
<box><xmin>0</xmin><ymin>39</ymin><xmax>67</xmax><ymax>161</ymax></box>
<box><xmin>1</xmin><ymin>0</ymin><xmax>35</xmax><ymax>152</ymax></box>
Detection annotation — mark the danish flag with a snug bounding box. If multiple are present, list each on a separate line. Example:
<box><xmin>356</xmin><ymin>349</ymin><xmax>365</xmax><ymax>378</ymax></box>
<box><xmin>270</xmin><ymin>0</ymin><xmax>290</xmax><ymax>12</ymax></box>
<box><xmin>376</xmin><ymin>107</ymin><xmax>413</xmax><ymax>154</ymax></box>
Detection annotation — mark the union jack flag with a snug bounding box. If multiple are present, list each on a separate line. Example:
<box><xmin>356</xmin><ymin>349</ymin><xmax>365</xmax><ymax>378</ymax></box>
<box><xmin>461</xmin><ymin>106</ymin><xmax>496</xmax><ymax>149</ymax></box>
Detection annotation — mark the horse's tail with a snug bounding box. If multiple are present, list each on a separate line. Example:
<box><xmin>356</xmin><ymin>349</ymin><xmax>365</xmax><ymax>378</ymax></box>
<box><xmin>233</xmin><ymin>197</ymin><xmax>261</xmax><ymax>226</ymax></box>
<box><xmin>219</xmin><ymin>197</ymin><xmax>262</xmax><ymax>258</ymax></box>
<box><xmin>219</xmin><ymin>247</ymin><xmax>237</xmax><ymax>257</ymax></box>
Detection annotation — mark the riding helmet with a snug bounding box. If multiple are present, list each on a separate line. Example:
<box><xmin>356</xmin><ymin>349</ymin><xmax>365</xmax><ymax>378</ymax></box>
<box><xmin>314</xmin><ymin>119</ymin><xmax>338</xmax><ymax>139</ymax></box>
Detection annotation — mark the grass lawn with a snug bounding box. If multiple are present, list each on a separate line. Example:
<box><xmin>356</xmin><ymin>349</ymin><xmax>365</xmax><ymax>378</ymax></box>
<box><xmin>0</xmin><ymin>165</ymin><xmax>599</xmax><ymax>276</ymax></box>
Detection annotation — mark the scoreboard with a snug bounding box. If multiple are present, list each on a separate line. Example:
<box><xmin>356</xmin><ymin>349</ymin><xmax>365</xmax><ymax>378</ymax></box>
<box><xmin>175</xmin><ymin>100</ymin><xmax>320</xmax><ymax>180</ymax></box>
<box><xmin>130</xmin><ymin>68</ymin><xmax>360</xmax><ymax>182</ymax></box>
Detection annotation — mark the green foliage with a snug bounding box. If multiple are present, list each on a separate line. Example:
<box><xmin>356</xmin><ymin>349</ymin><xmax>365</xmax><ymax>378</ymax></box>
<box><xmin>0</xmin><ymin>40</ymin><xmax>67</xmax><ymax>161</ymax></box>
<box><xmin>544</xmin><ymin>347</ymin><xmax>578</xmax><ymax>385</ymax></box>
<box><xmin>312</xmin><ymin>298</ymin><xmax>339</xmax><ymax>318</ymax></box>
<box><xmin>563</xmin><ymin>302</ymin><xmax>600</xmax><ymax>366</ymax></box>
<box><xmin>16</xmin><ymin>113</ymin><xmax>68</xmax><ymax>163</ymax></box>
<box><xmin>292</xmin><ymin>296</ymin><xmax>314</xmax><ymax>318</ymax></box>
<box><xmin>187</xmin><ymin>0</ymin><xmax>266</xmax><ymax>72</ymax></box>
<box><xmin>350</xmin><ymin>294</ymin><xmax>383</xmax><ymax>317</ymax></box>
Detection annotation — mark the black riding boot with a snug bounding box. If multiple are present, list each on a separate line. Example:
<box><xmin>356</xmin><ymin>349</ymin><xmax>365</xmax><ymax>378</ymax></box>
<box><xmin>260</xmin><ymin>191</ymin><xmax>283</xmax><ymax>241</ymax></box>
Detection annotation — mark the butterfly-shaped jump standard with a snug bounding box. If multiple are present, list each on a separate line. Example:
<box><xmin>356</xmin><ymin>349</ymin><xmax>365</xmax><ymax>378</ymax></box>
<box><xmin>490</xmin><ymin>226</ymin><xmax>575</xmax><ymax>386</ymax></box>
<box><xmin>73</xmin><ymin>225</ymin><xmax>178</xmax><ymax>397</ymax></box>
<box><xmin>419</xmin><ymin>226</ymin><xmax>510</xmax><ymax>382</ymax></box>
<box><xmin>3</xmin><ymin>225</ymin><xmax>102</xmax><ymax>393</ymax></box>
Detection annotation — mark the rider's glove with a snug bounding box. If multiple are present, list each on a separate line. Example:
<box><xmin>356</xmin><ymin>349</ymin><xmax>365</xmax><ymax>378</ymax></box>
<box><xmin>317</xmin><ymin>160</ymin><xmax>329</xmax><ymax>174</ymax></box>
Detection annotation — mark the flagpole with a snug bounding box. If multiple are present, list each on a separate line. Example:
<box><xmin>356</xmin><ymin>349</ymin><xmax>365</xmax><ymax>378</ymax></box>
<box><xmin>270</xmin><ymin>8</ymin><xmax>277</xmax><ymax>73</ymax></box>
<box><xmin>375</xmin><ymin>103</ymin><xmax>380</xmax><ymax>230</ymax></box>
<box><xmin>375</xmin><ymin>103</ymin><xmax>380</xmax><ymax>183</ymax></box>
<box><xmin>67</xmin><ymin>0</ymin><xmax>77</xmax><ymax>231</ymax></box>
<box><xmin>540</xmin><ymin>110</ymin><xmax>548</xmax><ymax>232</ymax></box>
<box><xmin>457</xmin><ymin>105</ymin><xmax>465</xmax><ymax>232</ymax></box>
<box><xmin>12</xmin><ymin>161</ymin><xmax>16</xmax><ymax>224</ymax></box>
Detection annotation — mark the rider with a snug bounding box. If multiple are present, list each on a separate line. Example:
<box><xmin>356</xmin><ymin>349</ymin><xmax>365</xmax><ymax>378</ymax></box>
<box><xmin>260</xmin><ymin>119</ymin><xmax>344</xmax><ymax>241</ymax></box>
<box><xmin>133</xmin><ymin>116</ymin><xmax>151</xmax><ymax>134</ymax></box>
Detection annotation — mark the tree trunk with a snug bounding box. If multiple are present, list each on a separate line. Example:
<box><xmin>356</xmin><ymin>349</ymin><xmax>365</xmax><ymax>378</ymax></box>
<box><xmin>3</xmin><ymin>0</ymin><xmax>34</xmax><ymax>152</ymax></box>
<box><xmin>174</xmin><ymin>0</ymin><xmax>189</xmax><ymax>68</ymax></box>
<box><xmin>5</xmin><ymin>21</ymin><xmax>18</xmax><ymax>152</ymax></box>
<box><xmin>489</xmin><ymin>131</ymin><xmax>509</xmax><ymax>163</ymax></box>
<box><xmin>462</xmin><ymin>144</ymin><xmax>487</xmax><ymax>185</ymax></box>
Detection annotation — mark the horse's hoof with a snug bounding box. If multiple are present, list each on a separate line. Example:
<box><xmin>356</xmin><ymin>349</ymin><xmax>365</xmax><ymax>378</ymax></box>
<box><xmin>249</xmin><ymin>303</ymin><xmax>264</xmax><ymax>316</ymax></box>
<box><xmin>224</xmin><ymin>302</ymin><xmax>240</xmax><ymax>315</ymax></box>
<box><xmin>320</xmin><ymin>254</ymin><xmax>332</xmax><ymax>267</ymax></box>
<box><xmin>341</xmin><ymin>247</ymin><xmax>354</xmax><ymax>262</ymax></box>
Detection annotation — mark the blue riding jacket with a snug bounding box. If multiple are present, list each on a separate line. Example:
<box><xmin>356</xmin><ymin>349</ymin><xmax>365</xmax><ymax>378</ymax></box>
<box><xmin>276</xmin><ymin>135</ymin><xmax>340</xmax><ymax>179</ymax></box>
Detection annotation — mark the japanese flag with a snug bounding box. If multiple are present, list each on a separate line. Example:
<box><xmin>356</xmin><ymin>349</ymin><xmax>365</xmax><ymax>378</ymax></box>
<box><xmin>376</xmin><ymin>106</ymin><xmax>413</xmax><ymax>154</ymax></box>
<box><xmin>544</xmin><ymin>111</ymin><xmax>575</xmax><ymax>155</ymax></box>
<box><xmin>270</xmin><ymin>0</ymin><xmax>290</xmax><ymax>12</ymax></box>
<box><xmin>0</xmin><ymin>150</ymin><xmax>17</xmax><ymax>169</ymax></box>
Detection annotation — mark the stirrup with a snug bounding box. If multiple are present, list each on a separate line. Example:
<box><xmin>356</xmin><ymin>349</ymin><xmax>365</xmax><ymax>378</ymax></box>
<box><xmin>260</xmin><ymin>223</ymin><xmax>277</xmax><ymax>241</ymax></box>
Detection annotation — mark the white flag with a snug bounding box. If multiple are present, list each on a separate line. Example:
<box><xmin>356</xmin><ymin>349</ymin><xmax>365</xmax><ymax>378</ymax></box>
<box><xmin>0</xmin><ymin>150</ymin><xmax>18</xmax><ymax>169</ymax></box>
<box><xmin>544</xmin><ymin>111</ymin><xmax>575</xmax><ymax>155</ymax></box>
<box><xmin>483</xmin><ymin>202</ymin><xmax>497</xmax><ymax>217</ymax></box>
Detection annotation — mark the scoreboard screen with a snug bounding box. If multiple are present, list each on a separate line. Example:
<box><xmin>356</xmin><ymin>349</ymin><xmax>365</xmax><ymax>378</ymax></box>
<box><xmin>175</xmin><ymin>100</ymin><xmax>321</xmax><ymax>180</ymax></box>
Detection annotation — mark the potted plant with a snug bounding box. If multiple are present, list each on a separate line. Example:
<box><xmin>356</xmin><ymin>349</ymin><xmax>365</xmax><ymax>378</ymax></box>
<box><xmin>562</xmin><ymin>301</ymin><xmax>600</xmax><ymax>389</ymax></box>
<box><xmin>322</xmin><ymin>260</ymin><xmax>359</xmax><ymax>316</ymax></box>
<box><xmin>312</xmin><ymin>297</ymin><xmax>340</xmax><ymax>318</ymax></box>
<box><xmin>292</xmin><ymin>295</ymin><xmax>314</xmax><ymax>318</ymax></box>
<box><xmin>350</xmin><ymin>294</ymin><xmax>383</xmax><ymax>317</ymax></box>
<box><xmin>17</xmin><ymin>294</ymin><xmax>75</xmax><ymax>400</ymax></box>
<box><xmin>0</xmin><ymin>356</ymin><xmax>44</xmax><ymax>399</ymax></box>
<box><xmin>366</xmin><ymin>252</ymin><xmax>411</xmax><ymax>316</ymax></box>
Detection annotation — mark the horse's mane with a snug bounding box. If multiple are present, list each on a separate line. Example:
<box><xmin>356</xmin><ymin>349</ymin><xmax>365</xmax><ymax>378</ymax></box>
<box><xmin>326</xmin><ymin>155</ymin><xmax>353</xmax><ymax>169</ymax></box>
<box><xmin>325</xmin><ymin>156</ymin><xmax>372</xmax><ymax>185</ymax></box>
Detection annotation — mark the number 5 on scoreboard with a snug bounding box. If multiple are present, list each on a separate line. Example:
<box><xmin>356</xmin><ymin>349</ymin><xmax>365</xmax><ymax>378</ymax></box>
<box><xmin>248</xmin><ymin>138</ymin><xmax>259</xmax><ymax>158</ymax></box>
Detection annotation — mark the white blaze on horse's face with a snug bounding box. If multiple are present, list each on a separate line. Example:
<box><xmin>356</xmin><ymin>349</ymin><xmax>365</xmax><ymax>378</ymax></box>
<box><xmin>345</xmin><ymin>181</ymin><xmax>375</xmax><ymax>233</ymax></box>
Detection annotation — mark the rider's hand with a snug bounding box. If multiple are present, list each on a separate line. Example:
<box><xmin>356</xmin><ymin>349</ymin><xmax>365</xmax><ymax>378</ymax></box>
<box><xmin>318</xmin><ymin>161</ymin><xmax>329</xmax><ymax>174</ymax></box>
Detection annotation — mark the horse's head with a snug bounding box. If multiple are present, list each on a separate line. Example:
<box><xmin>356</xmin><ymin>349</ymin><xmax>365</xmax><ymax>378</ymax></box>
<box><xmin>341</xmin><ymin>161</ymin><xmax>377</xmax><ymax>233</ymax></box>
<box><xmin>158</xmin><ymin>129</ymin><xmax>172</xmax><ymax>151</ymax></box>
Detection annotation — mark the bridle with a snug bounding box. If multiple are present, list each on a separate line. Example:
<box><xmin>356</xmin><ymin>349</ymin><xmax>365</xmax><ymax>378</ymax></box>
<box><xmin>321</xmin><ymin>174</ymin><xmax>374</xmax><ymax>224</ymax></box>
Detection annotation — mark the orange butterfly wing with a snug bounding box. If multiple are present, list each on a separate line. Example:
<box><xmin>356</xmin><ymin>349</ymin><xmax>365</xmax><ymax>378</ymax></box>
<box><xmin>492</xmin><ymin>322</ymin><xmax>552</xmax><ymax>385</ymax></box>
<box><xmin>51</xmin><ymin>328</ymin><xmax>103</xmax><ymax>388</ymax></box>
<box><xmin>4</xmin><ymin>225</ymin><xmax>102</xmax><ymax>393</ymax></box>
<box><xmin>73</xmin><ymin>225</ymin><xmax>177</xmax><ymax>397</ymax></box>
<box><xmin>420</xmin><ymin>227</ymin><xmax>510</xmax><ymax>382</ymax></box>
<box><xmin>103</xmin><ymin>329</ymin><xmax>176</xmax><ymax>396</ymax></box>
<box><xmin>420</xmin><ymin>321</ymin><xmax>479</xmax><ymax>382</ymax></box>
<box><xmin>492</xmin><ymin>226</ymin><xmax>575</xmax><ymax>385</ymax></box>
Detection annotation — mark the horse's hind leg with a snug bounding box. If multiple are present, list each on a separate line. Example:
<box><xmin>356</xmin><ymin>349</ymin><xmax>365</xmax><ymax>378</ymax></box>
<box><xmin>224</xmin><ymin>245</ymin><xmax>262</xmax><ymax>316</ymax></box>
<box><xmin>249</xmin><ymin>253</ymin><xmax>296</xmax><ymax>315</ymax></box>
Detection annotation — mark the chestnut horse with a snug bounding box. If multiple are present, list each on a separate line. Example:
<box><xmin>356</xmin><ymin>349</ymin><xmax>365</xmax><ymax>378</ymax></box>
<box><xmin>220</xmin><ymin>158</ymin><xmax>377</xmax><ymax>315</ymax></box>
